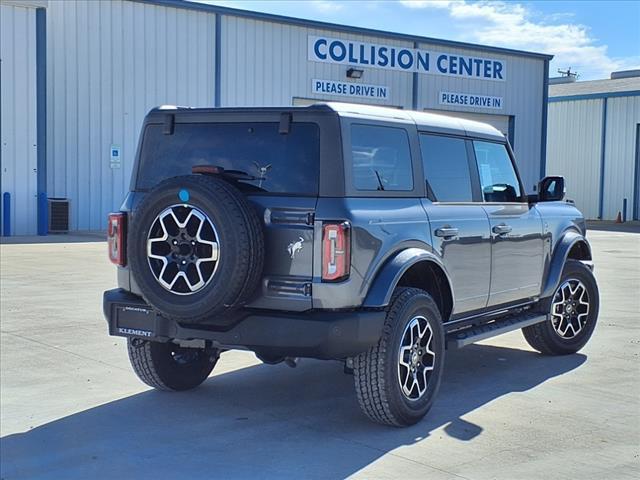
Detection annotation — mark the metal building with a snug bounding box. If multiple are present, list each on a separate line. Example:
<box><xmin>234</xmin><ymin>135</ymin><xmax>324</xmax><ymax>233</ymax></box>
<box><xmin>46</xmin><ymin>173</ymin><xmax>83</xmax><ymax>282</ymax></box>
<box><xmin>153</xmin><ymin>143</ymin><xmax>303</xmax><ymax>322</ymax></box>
<box><xmin>1</xmin><ymin>0</ymin><xmax>552</xmax><ymax>234</ymax></box>
<box><xmin>546</xmin><ymin>73</ymin><xmax>640</xmax><ymax>220</ymax></box>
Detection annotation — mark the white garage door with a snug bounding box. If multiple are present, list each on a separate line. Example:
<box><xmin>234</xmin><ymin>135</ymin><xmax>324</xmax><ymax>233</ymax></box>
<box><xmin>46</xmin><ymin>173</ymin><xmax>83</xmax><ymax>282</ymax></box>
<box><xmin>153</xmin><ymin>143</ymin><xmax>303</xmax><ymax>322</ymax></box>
<box><xmin>425</xmin><ymin>109</ymin><xmax>510</xmax><ymax>139</ymax></box>
<box><xmin>1</xmin><ymin>3</ymin><xmax>38</xmax><ymax>235</ymax></box>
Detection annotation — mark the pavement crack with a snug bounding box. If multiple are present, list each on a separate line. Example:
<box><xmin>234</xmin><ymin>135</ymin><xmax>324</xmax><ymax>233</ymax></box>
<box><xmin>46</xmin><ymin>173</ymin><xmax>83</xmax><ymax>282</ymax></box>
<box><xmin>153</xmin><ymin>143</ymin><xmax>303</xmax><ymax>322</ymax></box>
<box><xmin>1</xmin><ymin>330</ymin><xmax>130</xmax><ymax>372</ymax></box>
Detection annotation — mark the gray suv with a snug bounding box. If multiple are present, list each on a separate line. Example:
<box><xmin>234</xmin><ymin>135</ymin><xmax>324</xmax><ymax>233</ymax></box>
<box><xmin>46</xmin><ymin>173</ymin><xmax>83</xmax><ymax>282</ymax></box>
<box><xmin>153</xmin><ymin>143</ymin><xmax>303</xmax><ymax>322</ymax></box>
<box><xmin>104</xmin><ymin>103</ymin><xmax>599</xmax><ymax>426</ymax></box>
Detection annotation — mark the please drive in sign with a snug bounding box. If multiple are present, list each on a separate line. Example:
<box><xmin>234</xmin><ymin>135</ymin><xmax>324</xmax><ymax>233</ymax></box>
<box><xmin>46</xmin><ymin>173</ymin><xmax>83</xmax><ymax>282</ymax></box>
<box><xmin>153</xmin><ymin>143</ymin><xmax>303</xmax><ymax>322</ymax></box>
<box><xmin>312</xmin><ymin>79</ymin><xmax>389</xmax><ymax>100</ymax></box>
<box><xmin>439</xmin><ymin>91</ymin><xmax>503</xmax><ymax>109</ymax></box>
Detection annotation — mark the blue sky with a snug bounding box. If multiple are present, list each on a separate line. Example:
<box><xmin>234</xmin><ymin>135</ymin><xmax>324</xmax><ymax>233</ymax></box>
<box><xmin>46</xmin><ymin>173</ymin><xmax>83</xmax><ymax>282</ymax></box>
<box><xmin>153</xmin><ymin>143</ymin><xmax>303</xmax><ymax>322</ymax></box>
<box><xmin>199</xmin><ymin>0</ymin><xmax>640</xmax><ymax>80</ymax></box>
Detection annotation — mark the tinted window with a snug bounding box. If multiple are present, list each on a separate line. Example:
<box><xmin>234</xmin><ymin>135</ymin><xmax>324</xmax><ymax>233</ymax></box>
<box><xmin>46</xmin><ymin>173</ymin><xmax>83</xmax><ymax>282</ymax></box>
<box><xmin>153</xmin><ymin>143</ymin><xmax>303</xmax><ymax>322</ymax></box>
<box><xmin>420</xmin><ymin>134</ymin><xmax>473</xmax><ymax>202</ymax></box>
<box><xmin>473</xmin><ymin>141</ymin><xmax>522</xmax><ymax>202</ymax></box>
<box><xmin>351</xmin><ymin>125</ymin><xmax>413</xmax><ymax>191</ymax></box>
<box><xmin>137</xmin><ymin>122</ymin><xmax>320</xmax><ymax>194</ymax></box>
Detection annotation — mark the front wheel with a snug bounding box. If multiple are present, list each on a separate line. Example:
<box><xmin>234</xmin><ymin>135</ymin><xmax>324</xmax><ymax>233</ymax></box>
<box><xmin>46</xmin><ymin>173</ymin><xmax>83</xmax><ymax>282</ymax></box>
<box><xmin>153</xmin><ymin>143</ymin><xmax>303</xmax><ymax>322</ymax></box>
<box><xmin>127</xmin><ymin>339</ymin><xmax>220</xmax><ymax>391</ymax></box>
<box><xmin>354</xmin><ymin>287</ymin><xmax>445</xmax><ymax>427</ymax></box>
<box><xmin>522</xmin><ymin>259</ymin><xmax>599</xmax><ymax>355</ymax></box>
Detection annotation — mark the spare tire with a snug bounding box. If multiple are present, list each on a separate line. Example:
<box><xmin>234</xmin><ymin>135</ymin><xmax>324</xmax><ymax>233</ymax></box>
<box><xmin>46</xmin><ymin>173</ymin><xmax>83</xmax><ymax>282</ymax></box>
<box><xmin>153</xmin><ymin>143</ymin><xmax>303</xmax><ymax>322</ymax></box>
<box><xmin>129</xmin><ymin>175</ymin><xmax>264</xmax><ymax>323</ymax></box>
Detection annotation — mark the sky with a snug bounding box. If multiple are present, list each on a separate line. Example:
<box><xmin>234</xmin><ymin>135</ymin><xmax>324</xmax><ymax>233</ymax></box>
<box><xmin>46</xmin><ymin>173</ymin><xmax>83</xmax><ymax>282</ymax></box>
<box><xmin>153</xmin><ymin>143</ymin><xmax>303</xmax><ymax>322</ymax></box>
<box><xmin>198</xmin><ymin>0</ymin><xmax>640</xmax><ymax>80</ymax></box>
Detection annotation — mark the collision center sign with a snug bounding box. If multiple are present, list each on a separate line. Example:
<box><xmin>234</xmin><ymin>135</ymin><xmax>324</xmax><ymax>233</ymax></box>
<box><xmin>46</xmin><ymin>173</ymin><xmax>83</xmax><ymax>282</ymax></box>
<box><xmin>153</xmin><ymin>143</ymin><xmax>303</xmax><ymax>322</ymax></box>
<box><xmin>312</xmin><ymin>79</ymin><xmax>389</xmax><ymax>100</ymax></box>
<box><xmin>308</xmin><ymin>36</ymin><xmax>506</xmax><ymax>81</ymax></box>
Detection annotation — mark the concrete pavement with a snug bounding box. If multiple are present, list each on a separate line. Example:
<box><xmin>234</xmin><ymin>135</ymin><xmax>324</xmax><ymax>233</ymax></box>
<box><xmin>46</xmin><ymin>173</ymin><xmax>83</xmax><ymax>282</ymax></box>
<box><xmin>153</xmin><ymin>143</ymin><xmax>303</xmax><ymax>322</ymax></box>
<box><xmin>1</xmin><ymin>230</ymin><xmax>638</xmax><ymax>479</ymax></box>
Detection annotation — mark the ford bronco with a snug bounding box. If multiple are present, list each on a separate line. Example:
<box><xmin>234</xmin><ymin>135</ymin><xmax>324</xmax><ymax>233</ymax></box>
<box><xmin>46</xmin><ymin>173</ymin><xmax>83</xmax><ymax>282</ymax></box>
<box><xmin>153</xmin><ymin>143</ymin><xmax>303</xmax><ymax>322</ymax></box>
<box><xmin>104</xmin><ymin>103</ymin><xmax>598</xmax><ymax>426</ymax></box>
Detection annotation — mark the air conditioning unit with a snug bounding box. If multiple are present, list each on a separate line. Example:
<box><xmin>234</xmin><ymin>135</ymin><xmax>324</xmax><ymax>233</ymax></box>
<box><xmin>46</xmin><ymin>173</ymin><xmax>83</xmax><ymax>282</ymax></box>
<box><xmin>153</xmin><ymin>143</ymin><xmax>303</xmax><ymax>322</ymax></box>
<box><xmin>48</xmin><ymin>198</ymin><xmax>69</xmax><ymax>233</ymax></box>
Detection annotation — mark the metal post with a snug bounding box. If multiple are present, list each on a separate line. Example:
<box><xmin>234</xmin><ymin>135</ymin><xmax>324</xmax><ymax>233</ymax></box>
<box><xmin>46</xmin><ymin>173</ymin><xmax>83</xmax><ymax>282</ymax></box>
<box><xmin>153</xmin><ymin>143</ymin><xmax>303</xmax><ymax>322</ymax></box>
<box><xmin>622</xmin><ymin>198</ymin><xmax>627</xmax><ymax>223</ymax></box>
<box><xmin>38</xmin><ymin>193</ymin><xmax>49</xmax><ymax>235</ymax></box>
<box><xmin>2</xmin><ymin>192</ymin><xmax>11</xmax><ymax>236</ymax></box>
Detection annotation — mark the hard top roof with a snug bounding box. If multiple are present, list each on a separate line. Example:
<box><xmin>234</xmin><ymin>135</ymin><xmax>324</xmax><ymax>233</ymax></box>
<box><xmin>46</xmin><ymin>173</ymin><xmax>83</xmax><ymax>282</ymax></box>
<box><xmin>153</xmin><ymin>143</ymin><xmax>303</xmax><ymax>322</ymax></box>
<box><xmin>150</xmin><ymin>102</ymin><xmax>505</xmax><ymax>141</ymax></box>
<box><xmin>317</xmin><ymin>102</ymin><xmax>505</xmax><ymax>141</ymax></box>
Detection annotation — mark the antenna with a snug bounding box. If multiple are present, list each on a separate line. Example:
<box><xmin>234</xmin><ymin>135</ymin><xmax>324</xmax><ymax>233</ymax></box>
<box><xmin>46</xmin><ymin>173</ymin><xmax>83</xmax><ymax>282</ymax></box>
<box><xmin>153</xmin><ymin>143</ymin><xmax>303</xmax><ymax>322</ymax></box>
<box><xmin>557</xmin><ymin>67</ymin><xmax>579</xmax><ymax>79</ymax></box>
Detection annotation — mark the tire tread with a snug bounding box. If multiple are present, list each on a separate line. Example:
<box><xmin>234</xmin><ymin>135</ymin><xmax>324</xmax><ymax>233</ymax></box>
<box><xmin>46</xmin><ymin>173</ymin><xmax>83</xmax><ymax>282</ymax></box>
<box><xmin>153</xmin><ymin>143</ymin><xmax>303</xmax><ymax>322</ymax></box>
<box><xmin>127</xmin><ymin>341</ymin><xmax>173</xmax><ymax>391</ymax></box>
<box><xmin>354</xmin><ymin>287</ymin><xmax>432</xmax><ymax>426</ymax></box>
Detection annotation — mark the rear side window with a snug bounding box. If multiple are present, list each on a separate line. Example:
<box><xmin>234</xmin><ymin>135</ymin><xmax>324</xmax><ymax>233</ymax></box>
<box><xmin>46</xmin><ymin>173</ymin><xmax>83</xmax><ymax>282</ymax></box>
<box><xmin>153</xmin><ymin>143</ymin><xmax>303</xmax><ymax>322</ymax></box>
<box><xmin>136</xmin><ymin>122</ymin><xmax>320</xmax><ymax>194</ymax></box>
<box><xmin>473</xmin><ymin>141</ymin><xmax>522</xmax><ymax>202</ymax></box>
<box><xmin>350</xmin><ymin>124</ymin><xmax>413</xmax><ymax>191</ymax></box>
<box><xmin>419</xmin><ymin>134</ymin><xmax>473</xmax><ymax>202</ymax></box>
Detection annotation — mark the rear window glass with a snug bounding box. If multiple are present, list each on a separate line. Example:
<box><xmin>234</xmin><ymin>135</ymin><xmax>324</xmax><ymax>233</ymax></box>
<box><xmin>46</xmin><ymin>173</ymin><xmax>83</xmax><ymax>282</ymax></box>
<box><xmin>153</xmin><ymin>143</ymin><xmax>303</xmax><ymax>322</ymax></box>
<box><xmin>350</xmin><ymin>124</ymin><xmax>413</xmax><ymax>191</ymax></box>
<box><xmin>136</xmin><ymin>122</ymin><xmax>320</xmax><ymax>194</ymax></box>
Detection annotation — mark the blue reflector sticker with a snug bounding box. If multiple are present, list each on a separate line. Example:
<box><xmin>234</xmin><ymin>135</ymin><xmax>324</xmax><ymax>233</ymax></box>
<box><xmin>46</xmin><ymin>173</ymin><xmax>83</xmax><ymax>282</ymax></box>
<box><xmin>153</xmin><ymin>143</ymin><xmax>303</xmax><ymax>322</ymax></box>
<box><xmin>178</xmin><ymin>189</ymin><xmax>190</xmax><ymax>202</ymax></box>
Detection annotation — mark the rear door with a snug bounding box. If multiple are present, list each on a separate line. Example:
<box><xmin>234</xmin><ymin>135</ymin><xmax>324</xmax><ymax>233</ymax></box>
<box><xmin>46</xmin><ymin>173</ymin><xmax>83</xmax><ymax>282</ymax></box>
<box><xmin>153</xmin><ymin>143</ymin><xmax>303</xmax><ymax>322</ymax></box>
<box><xmin>135</xmin><ymin>116</ymin><xmax>320</xmax><ymax>311</ymax></box>
<box><xmin>471</xmin><ymin>140</ymin><xmax>544</xmax><ymax>306</ymax></box>
<box><xmin>419</xmin><ymin>133</ymin><xmax>492</xmax><ymax>315</ymax></box>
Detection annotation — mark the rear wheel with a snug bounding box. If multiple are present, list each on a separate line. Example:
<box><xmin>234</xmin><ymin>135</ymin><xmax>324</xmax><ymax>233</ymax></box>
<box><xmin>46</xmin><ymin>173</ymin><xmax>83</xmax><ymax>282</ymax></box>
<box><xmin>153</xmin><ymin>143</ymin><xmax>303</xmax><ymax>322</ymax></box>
<box><xmin>354</xmin><ymin>287</ymin><xmax>445</xmax><ymax>426</ymax></box>
<box><xmin>127</xmin><ymin>339</ymin><xmax>220</xmax><ymax>391</ymax></box>
<box><xmin>522</xmin><ymin>259</ymin><xmax>599</xmax><ymax>355</ymax></box>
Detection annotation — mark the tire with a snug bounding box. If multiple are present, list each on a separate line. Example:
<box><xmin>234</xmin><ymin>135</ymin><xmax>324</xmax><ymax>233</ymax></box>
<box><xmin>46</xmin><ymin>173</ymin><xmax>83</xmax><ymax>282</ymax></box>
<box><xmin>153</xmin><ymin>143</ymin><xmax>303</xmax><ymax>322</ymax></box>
<box><xmin>127</xmin><ymin>339</ymin><xmax>220</xmax><ymax>391</ymax></box>
<box><xmin>523</xmin><ymin>259</ymin><xmax>599</xmax><ymax>355</ymax></box>
<box><xmin>129</xmin><ymin>175</ymin><xmax>264</xmax><ymax>323</ymax></box>
<box><xmin>353</xmin><ymin>287</ymin><xmax>445</xmax><ymax>427</ymax></box>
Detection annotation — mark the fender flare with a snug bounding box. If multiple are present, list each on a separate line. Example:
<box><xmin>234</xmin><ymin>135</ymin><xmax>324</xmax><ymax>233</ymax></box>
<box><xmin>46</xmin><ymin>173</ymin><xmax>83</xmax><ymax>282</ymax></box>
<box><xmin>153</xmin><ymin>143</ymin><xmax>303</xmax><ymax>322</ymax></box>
<box><xmin>541</xmin><ymin>230</ymin><xmax>592</xmax><ymax>299</ymax></box>
<box><xmin>362</xmin><ymin>248</ymin><xmax>455</xmax><ymax>308</ymax></box>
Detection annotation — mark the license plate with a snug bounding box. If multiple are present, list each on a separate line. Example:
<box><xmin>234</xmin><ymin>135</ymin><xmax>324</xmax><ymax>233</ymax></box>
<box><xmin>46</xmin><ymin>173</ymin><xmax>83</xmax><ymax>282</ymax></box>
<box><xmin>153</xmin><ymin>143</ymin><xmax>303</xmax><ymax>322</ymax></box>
<box><xmin>115</xmin><ymin>305</ymin><xmax>156</xmax><ymax>337</ymax></box>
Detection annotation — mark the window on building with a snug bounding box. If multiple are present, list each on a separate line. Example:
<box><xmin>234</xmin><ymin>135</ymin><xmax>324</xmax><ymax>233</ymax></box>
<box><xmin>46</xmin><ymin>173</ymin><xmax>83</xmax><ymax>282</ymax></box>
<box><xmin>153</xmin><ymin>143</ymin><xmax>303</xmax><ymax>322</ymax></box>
<box><xmin>350</xmin><ymin>124</ymin><xmax>413</xmax><ymax>191</ymax></box>
<box><xmin>420</xmin><ymin>134</ymin><xmax>473</xmax><ymax>202</ymax></box>
<box><xmin>473</xmin><ymin>140</ymin><xmax>522</xmax><ymax>202</ymax></box>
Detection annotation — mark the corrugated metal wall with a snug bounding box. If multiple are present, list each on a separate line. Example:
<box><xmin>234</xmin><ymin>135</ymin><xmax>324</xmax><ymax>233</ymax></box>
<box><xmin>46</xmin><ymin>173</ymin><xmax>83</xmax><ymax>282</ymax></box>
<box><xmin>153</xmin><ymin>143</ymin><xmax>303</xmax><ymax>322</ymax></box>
<box><xmin>546</xmin><ymin>95</ymin><xmax>640</xmax><ymax>220</ymax></box>
<box><xmin>220</xmin><ymin>16</ymin><xmax>414</xmax><ymax>108</ymax></box>
<box><xmin>1</xmin><ymin>3</ymin><xmax>38</xmax><ymax>235</ymax></box>
<box><xmin>39</xmin><ymin>0</ymin><xmax>549</xmax><ymax>231</ymax></box>
<box><xmin>417</xmin><ymin>45</ymin><xmax>546</xmax><ymax>192</ymax></box>
<box><xmin>46</xmin><ymin>0</ymin><xmax>216</xmax><ymax>230</ymax></box>
<box><xmin>546</xmin><ymin>99</ymin><xmax>603</xmax><ymax>219</ymax></box>
<box><xmin>602</xmin><ymin>96</ymin><xmax>640</xmax><ymax>219</ymax></box>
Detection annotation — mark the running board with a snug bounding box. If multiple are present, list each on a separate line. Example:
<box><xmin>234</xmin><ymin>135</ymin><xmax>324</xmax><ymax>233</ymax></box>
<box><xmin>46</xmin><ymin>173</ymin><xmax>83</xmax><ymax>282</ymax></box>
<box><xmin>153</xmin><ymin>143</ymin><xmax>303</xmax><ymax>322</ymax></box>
<box><xmin>447</xmin><ymin>313</ymin><xmax>548</xmax><ymax>349</ymax></box>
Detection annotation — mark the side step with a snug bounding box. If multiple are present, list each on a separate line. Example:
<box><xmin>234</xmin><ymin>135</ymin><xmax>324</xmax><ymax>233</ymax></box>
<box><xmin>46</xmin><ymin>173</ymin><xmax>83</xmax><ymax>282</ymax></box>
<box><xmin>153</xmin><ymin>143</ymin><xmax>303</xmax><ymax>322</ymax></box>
<box><xmin>446</xmin><ymin>312</ymin><xmax>548</xmax><ymax>349</ymax></box>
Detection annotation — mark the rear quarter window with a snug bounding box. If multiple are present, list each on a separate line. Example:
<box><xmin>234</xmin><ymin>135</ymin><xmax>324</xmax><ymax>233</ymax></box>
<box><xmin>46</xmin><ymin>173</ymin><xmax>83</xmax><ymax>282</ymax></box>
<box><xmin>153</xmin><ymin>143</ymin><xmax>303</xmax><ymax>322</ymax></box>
<box><xmin>136</xmin><ymin>122</ymin><xmax>320</xmax><ymax>195</ymax></box>
<box><xmin>350</xmin><ymin>124</ymin><xmax>413</xmax><ymax>191</ymax></box>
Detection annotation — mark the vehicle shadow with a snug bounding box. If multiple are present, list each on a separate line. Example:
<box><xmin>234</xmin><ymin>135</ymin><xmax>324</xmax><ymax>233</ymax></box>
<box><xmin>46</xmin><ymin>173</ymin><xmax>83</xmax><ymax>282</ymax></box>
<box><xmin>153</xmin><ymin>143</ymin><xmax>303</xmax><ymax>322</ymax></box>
<box><xmin>1</xmin><ymin>344</ymin><xmax>586</xmax><ymax>480</ymax></box>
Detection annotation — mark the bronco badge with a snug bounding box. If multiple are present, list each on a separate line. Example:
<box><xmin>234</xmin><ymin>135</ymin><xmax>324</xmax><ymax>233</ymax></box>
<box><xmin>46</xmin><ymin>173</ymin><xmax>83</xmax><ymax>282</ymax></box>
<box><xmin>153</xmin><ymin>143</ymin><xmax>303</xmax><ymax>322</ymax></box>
<box><xmin>287</xmin><ymin>237</ymin><xmax>304</xmax><ymax>259</ymax></box>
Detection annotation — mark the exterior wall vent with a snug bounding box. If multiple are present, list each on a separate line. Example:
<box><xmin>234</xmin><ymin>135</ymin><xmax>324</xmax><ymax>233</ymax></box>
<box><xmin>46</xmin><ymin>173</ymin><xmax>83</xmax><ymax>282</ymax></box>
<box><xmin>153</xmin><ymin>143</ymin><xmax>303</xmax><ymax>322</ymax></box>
<box><xmin>48</xmin><ymin>198</ymin><xmax>69</xmax><ymax>233</ymax></box>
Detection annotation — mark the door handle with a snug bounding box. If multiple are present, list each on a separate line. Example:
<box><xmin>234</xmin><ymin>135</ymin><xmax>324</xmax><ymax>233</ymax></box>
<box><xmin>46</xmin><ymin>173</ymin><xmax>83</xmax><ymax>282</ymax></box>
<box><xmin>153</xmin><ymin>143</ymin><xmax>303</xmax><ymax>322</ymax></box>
<box><xmin>492</xmin><ymin>224</ymin><xmax>512</xmax><ymax>236</ymax></box>
<box><xmin>435</xmin><ymin>227</ymin><xmax>459</xmax><ymax>238</ymax></box>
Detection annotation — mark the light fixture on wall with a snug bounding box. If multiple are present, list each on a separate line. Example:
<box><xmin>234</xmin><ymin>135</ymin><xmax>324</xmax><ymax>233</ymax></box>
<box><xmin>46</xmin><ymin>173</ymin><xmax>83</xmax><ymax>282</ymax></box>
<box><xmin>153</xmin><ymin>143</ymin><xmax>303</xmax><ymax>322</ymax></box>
<box><xmin>346</xmin><ymin>68</ymin><xmax>364</xmax><ymax>79</ymax></box>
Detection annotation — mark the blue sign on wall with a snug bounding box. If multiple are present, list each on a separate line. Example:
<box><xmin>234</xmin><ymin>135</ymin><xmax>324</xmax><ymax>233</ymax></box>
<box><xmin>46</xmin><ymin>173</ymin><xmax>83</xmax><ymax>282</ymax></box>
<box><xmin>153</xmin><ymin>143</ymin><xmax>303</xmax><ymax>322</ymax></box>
<box><xmin>312</xmin><ymin>79</ymin><xmax>389</xmax><ymax>100</ymax></box>
<box><xmin>308</xmin><ymin>36</ymin><xmax>506</xmax><ymax>81</ymax></box>
<box><xmin>439</xmin><ymin>91</ymin><xmax>503</xmax><ymax>109</ymax></box>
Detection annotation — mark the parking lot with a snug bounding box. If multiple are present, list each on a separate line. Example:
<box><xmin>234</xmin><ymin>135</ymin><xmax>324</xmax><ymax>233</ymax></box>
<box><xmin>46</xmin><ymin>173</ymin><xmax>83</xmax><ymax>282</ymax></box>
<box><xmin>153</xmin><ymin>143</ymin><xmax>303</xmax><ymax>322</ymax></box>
<box><xmin>1</xmin><ymin>228</ymin><xmax>638</xmax><ymax>479</ymax></box>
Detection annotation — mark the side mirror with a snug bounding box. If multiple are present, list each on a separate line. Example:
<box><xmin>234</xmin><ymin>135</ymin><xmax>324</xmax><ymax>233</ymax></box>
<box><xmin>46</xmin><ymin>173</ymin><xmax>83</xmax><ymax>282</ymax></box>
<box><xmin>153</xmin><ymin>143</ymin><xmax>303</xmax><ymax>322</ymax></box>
<box><xmin>538</xmin><ymin>176</ymin><xmax>565</xmax><ymax>202</ymax></box>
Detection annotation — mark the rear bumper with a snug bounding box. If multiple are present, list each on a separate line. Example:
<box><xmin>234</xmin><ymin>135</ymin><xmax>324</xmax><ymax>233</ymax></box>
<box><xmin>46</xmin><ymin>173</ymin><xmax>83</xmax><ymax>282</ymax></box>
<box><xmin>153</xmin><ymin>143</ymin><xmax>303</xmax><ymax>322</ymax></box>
<box><xmin>103</xmin><ymin>289</ymin><xmax>385</xmax><ymax>359</ymax></box>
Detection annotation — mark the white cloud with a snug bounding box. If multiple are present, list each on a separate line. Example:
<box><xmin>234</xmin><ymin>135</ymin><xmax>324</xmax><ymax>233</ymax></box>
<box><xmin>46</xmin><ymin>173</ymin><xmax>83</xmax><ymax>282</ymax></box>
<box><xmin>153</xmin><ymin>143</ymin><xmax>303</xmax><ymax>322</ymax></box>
<box><xmin>399</xmin><ymin>0</ymin><xmax>454</xmax><ymax>8</ymax></box>
<box><xmin>398</xmin><ymin>0</ymin><xmax>639</xmax><ymax>79</ymax></box>
<box><xmin>309</xmin><ymin>0</ymin><xmax>345</xmax><ymax>13</ymax></box>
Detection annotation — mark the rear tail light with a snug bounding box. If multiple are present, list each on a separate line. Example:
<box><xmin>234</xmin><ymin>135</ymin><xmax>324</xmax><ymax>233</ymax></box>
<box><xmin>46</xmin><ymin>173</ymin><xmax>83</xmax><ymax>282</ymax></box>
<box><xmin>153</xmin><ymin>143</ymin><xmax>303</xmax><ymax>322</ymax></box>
<box><xmin>107</xmin><ymin>212</ymin><xmax>126</xmax><ymax>266</ymax></box>
<box><xmin>322</xmin><ymin>222</ymin><xmax>351</xmax><ymax>282</ymax></box>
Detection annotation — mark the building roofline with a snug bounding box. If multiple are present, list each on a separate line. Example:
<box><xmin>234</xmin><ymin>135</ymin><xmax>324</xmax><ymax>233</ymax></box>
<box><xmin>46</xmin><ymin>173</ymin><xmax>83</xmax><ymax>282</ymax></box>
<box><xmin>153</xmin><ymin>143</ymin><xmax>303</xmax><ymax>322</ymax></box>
<box><xmin>135</xmin><ymin>0</ymin><xmax>554</xmax><ymax>61</ymax></box>
<box><xmin>549</xmin><ymin>90</ymin><xmax>640</xmax><ymax>102</ymax></box>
